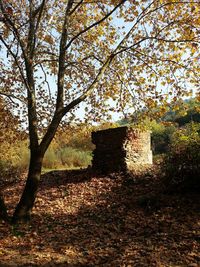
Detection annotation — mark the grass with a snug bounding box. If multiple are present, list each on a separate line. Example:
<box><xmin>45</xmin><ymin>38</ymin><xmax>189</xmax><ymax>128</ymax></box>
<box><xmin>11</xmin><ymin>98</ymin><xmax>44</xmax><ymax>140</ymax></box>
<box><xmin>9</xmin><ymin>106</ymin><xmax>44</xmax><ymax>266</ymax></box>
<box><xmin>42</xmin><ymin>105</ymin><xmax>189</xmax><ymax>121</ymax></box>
<box><xmin>41</xmin><ymin>166</ymin><xmax>82</xmax><ymax>175</ymax></box>
<box><xmin>1</xmin><ymin>141</ymin><xmax>92</xmax><ymax>179</ymax></box>
<box><xmin>43</xmin><ymin>146</ymin><xmax>92</xmax><ymax>169</ymax></box>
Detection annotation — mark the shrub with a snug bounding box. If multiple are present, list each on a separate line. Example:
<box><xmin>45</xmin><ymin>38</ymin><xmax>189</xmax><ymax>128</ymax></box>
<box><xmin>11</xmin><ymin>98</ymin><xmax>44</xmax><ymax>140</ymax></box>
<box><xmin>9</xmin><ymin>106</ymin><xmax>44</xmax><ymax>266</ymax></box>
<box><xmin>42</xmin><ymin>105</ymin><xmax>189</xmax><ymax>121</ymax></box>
<box><xmin>43</xmin><ymin>146</ymin><xmax>92</xmax><ymax>169</ymax></box>
<box><xmin>0</xmin><ymin>158</ymin><xmax>23</xmax><ymax>186</ymax></box>
<box><xmin>163</xmin><ymin>123</ymin><xmax>200</xmax><ymax>192</ymax></box>
<box><xmin>133</xmin><ymin>119</ymin><xmax>177</xmax><ymax>155</ymax></box>
<box><xmin>0</xmin><ymin>140</ymin><xmax>29</xmax><ymax>185</ymax></box>
<box><xmin>14</xmin><ymin>140</ymin><xmax>30</xmax><ymax>170</ymax></box>
<box><xmin>151</xmin><ymin>123</ymin><xmax>176</xmax><ymax>154</ymax></box>
<box><xmin>54</xmin><ymin>125</ymin><xmax>94</xmax><ymax>152</ymax></box>
<box><xmin>43</xmin><ymin>147</ymin><xmax>60</xmax><ymax>169</ymax></box>
<box><xmin>57</xmin><ymin>147</ymin><xmax>92</xmax><ymax>168</ymax></box>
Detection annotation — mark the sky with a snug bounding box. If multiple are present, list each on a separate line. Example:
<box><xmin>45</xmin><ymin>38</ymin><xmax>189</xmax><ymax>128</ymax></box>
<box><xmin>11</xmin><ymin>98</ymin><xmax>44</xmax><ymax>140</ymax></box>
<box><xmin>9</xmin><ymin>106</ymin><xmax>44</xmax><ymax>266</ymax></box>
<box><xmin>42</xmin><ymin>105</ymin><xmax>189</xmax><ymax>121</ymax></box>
<box><xmin>0</xmin><ymin>1</ymin><xmax>199</xmax><ymax>127</ymax></box>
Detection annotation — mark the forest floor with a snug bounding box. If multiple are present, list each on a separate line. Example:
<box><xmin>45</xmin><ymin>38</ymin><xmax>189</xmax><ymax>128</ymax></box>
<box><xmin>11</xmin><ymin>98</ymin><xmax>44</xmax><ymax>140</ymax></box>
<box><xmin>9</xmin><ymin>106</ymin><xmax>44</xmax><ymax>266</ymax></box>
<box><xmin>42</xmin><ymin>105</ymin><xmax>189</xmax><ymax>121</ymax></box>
<box><xmin>0</xmin><ymin>167</ymin><xmax>199</xmax><ymax>267</ymax></box>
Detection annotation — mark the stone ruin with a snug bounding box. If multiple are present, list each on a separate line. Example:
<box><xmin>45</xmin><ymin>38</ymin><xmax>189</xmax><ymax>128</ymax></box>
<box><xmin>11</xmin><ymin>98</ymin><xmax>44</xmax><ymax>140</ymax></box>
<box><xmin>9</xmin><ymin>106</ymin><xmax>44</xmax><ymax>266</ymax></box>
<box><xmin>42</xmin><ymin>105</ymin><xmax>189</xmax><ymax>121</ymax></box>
<box><xmin>92</xmin><ymin>126</ymin><xmax>152</xmax><ymax>173</ymax></box>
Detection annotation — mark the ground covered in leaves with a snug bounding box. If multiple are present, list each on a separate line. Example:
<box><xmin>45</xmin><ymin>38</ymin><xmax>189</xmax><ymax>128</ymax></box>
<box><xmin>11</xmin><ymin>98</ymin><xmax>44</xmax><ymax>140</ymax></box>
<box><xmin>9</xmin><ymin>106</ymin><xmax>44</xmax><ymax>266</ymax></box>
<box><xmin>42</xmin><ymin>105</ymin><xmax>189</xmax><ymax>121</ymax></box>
<box><xmin>0</xmin><ymin>168</ymin><xmax>200</xmax><ymax>267</ymax></box>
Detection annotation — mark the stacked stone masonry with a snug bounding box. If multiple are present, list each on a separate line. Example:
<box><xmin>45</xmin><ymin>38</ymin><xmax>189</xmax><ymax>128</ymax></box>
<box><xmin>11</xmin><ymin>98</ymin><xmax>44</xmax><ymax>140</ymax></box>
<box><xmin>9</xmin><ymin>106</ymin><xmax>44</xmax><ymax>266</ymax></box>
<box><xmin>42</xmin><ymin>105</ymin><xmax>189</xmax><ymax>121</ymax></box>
<box><xmin>92</xmin><ymin>126</ymin><xmax>152</xmax><ymax>173</ymax></box>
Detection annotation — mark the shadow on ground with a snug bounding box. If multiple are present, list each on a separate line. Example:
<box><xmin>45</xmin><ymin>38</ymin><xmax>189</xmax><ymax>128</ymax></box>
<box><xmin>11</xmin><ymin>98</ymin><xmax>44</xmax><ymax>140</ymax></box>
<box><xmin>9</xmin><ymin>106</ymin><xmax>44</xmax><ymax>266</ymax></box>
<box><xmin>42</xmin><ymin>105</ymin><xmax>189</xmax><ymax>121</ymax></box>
<box><xmin>0</xmin><ymin>169</ymin><xmax>200</xmax><ymax>266</ymax></box>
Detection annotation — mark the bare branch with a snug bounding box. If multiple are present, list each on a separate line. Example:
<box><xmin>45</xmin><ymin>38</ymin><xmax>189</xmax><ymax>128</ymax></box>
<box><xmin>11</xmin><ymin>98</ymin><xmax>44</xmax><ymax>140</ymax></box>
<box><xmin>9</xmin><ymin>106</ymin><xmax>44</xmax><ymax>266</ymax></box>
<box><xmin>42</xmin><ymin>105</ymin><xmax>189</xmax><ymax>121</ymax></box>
<box><xmin>115</xmin><ymin>35</ymin><xmax>198</xmax><ymax>56</ymax></box>
<box><xmin>114</xmin><ymin>37</ymin><xmax>149</xmax><ymax>56</ymax></box>
<box><xmin>132</xmin><ymin>48</ymin><xmax>190</xmax><ymax>70</ymax></box>
<box><xmin>64</xmin><ymin>54</ymin><xmax>103</xmax><ymax>69</ymax></box>
<box><xmin>153</xmin><ymin>37</ymin><xmax>198</xmax><ymax>43</ymax></box>
<box><xmin>126</xmin><ymin>50</ymin><xmax>159</xmax><ymax>76</ymax></box>
<box><xmin>0</xmin><ymin>0</ymin><xmax>27</xmax><ymax>61</ymax></box>
<box><xmin>154</xmin><ymin>20</ymin><xmax>181</xmax><ymax>38</ymax></box>
<box><xmin>113</xmin><ymin>0</ymin><xmax>199</xmax><ymax>54</ymax></box>
<box><xmin>65</xmin><ymin>0</ymin><xmax>126</xmax><ymax>50</ymax></box>
<box><xmin>69</xmin><ymin>0</ymin><xmax>84</xmax><ymax>16</ymax></box>
<box><xmin>39</xmin><ymin>63</ymin><xmax>52</xmax><ymax>101</ymax></box>
<box><xmin>0</xmin><ymin>91</ymin><xmax>25</xmax><ymax>104</ymax></box>
<box><xmin>0</xmin><ymin>35</ymin><xmax>28</xmax><ymax>89</ymax></box>
<box><xmin>35</xmin><ymin>0</ymin><xmax>46</xmax><ymax>33</ymax></box>
<box><xmin>60</xmin><ymin>0</ymin><xmax>198</xmax><ymax>118</ymax></box>
<box><xmin>61</xmin><ymin>53</ymin><xmax>115</xmax><ymax>116</ymax></box>
<box><xmin>25</xmin><ymin>1</ymin><xmax>41</xmax><ymax>149</ymax></box>
<box><xmin>40</xmin><ymin>51</ymin><xmax>115</xmax><ymax>152</ymax></box>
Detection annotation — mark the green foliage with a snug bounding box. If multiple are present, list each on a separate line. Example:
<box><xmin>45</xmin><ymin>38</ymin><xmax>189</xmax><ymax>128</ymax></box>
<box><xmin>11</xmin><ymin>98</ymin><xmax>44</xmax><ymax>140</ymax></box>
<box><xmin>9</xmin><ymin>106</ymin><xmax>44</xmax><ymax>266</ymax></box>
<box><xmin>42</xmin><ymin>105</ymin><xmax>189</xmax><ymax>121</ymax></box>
<box><xmin>0</xmin><ymin>97</ymin><xmax>29</xmax><ymax>182</ymax></box>
<box><xmin>164</xmin><ymin>97</ymin><xmax>200</xmax><ymax>125</ymax></box>
<box><xmin>163</xmin><ymin>122</ymin><xmax>200</xmax><ymax>192</ymax></box>
<box><xmin>131</xmin><ymin>118</ymin><xmax>177</xmax><ymax>155</ymax></box>
<box><xmin>55</xmin><ymin>125</ymin><xmax>95</xmax><ymax>152</ymax></box>
<box><xmin>42</xmin><ymin>147</ymin><xmax>60</xmax><ymax>169</ymax></box>
<box><xmin>41</xmin><ymin>122</ymin><xmax>120</xmax><ymax>170</ymax></box>
<box><xmin>41</xmin><ymin>125</ymin><xmax>95</xmax><ymax>169</ymax></box>
<box><xmin>38</xmin><ymin>122</ymin><xmax>120</xmax><ymax>170</ymax></box>
<box><xmin>57</xmin><ymin>147</ymin><xmax>92</xmax><ymax>168</ymax></box>
<box><xmin>1</xmin><ymin>140</ymin><xmax>29</xmax><ymax>168</ymax></box>
<box><xmin>171</xmin><ymin>122</ymin><xmax>200</xmax><ymax>145</ymax></box>
<box><xmin>43</xmin><ymin>146</ymin><xmax>92</xmax><ymax>169</ymax></box>
<box><xmin>151</xmin><ymin>122</ymin><xmax>176</xmax><ymax>154</ymax></box>
<box><xmin>0</xmin><ymin>123</ymin><xmax>95</xmax><ymax>175</ymax></box>
<box><xmin>0</xmin><ymin>140</ymin><xmax>29</xmax><ymax>184</ymax></box>
<box><xmin>175</xmin><ymin>111</ymin><xmax>200</xmax><ymax>126</ymax></box>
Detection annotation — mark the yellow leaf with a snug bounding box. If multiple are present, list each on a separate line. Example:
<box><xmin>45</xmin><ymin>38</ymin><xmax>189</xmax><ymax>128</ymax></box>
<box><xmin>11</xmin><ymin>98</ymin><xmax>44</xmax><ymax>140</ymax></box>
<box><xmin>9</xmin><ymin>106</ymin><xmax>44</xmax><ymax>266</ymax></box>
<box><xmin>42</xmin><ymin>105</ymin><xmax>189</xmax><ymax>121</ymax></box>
<box><xmin>44</xmin><ymin>35</ymin><xmax>54</xmax><ymax>45</ymax></box>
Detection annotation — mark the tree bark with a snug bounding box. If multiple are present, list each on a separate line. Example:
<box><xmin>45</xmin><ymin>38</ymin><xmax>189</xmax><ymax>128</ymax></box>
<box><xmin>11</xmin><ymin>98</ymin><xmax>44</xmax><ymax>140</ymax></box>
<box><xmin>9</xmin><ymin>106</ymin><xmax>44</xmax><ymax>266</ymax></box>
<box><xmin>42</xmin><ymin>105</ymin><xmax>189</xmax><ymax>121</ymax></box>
<box><xmin>0</xmin><ymin>192</ymin><xmax>9</xmax><ymax>222</ymax></box>
<box><xmin>12</xmin><ymin>151</ymin><xmax>43</xmax><ymax>224</ymax></box>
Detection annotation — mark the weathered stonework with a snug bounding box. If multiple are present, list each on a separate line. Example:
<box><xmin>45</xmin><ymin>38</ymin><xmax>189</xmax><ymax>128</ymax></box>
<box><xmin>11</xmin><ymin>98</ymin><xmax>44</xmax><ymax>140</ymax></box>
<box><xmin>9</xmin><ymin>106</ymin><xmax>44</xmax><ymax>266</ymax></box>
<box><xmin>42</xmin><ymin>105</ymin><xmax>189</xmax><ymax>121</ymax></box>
<box><xmin>92</xmin><ymin>126</ymin><xmax>152</xmax><ymax>173</ymax></box>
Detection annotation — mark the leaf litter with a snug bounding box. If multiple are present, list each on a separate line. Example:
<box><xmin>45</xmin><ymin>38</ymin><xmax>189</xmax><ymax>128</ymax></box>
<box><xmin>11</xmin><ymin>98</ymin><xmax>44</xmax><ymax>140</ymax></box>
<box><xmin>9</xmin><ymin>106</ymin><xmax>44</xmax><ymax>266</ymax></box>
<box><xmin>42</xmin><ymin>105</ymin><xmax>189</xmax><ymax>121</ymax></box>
<box><xmin>0</xmin><ymin>168</ymin><xmax>199</xmax><ymax>266</ymax></box>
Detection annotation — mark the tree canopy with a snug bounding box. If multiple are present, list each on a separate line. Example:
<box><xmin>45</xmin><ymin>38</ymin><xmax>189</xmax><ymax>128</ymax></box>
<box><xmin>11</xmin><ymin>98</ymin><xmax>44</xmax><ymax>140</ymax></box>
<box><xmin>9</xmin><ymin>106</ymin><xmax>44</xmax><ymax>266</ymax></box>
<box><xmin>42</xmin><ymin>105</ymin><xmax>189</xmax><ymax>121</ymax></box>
<box><xmin>0</xmin><ymin>0</ymin><xmax>199</xmax><ymax>125</ymax></box>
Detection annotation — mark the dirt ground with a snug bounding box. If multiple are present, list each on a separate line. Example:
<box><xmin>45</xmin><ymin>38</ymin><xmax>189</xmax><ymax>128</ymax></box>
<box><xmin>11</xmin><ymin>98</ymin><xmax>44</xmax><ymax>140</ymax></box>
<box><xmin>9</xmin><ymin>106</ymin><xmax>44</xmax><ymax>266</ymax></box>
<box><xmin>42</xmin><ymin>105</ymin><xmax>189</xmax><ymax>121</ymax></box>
<box><xmin>0</xmin><ymin>168</ymin><xmax>199</xmax><ymax>266</ymax></box>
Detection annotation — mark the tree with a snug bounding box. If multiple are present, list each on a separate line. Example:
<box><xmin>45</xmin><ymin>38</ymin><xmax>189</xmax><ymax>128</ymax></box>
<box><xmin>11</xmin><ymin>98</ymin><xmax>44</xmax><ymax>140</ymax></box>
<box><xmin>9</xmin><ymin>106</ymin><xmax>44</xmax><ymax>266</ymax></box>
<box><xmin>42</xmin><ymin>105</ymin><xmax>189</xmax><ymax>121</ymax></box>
<box><xmin>0</xmin><ymin>193</ymin><xmax>8</xmax><ymax>221</ymax></box>
<box><xmin>0</xmin><ymin>0</ymin><xmax>199</xmax><ymax>223</ymax></box>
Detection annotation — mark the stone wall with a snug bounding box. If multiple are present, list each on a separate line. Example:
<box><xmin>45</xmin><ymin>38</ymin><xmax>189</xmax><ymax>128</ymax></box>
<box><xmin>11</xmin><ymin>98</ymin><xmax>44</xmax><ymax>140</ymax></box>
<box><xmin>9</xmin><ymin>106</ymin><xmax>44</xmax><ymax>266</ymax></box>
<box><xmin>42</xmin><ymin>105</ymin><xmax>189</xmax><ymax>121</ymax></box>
<box><xmin>92</xmin><ymin>126</ymin><xmax>152</xmax><ymax>173</ymax></box>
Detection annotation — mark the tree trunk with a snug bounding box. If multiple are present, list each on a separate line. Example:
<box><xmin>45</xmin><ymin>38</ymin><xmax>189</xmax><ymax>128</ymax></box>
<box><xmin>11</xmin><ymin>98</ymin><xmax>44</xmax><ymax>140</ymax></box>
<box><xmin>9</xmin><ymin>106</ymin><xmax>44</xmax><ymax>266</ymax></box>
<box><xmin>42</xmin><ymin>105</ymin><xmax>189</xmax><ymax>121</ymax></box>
<box><xmin>12</xmin><ymin>151</ymin><xmax>43</xmax><ymax>224</ymax></box>
<box><xmin>0</xmin><ymin>192</ymin><xmax>9</xmax><ymax>222</ymax></box>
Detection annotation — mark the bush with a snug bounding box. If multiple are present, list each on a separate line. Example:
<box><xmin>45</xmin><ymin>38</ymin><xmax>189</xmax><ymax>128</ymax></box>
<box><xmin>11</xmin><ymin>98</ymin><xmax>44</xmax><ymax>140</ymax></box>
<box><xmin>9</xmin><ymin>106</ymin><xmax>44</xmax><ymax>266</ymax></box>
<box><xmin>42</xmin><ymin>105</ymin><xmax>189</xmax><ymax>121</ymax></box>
<box><xmin>0</xmin><ymin>140</ymin><xmax>29</xmax><ymax>185</ymax></box>
<box><xmin>163</xmin><ymin>123</ymin><xmax>200</xmax><ymax>192</ymax></box>
<box><xmin>151</xmin><ymin>122</ymin><xmax>176</xmax><ymax>154</ymax></box>
<box><xmin>43</xmin><ymin>147</ymin><xmax>60</xmax><ymax>169</ymax></box>
<box><xmin>133</xmin><ymin>119</ymin><xmax>177</xmax><ymax>155</ymax></box>
<box><xmin>57</xmin><ymin>147</ymin><xmax>92</xmax><ymax>168</ymax></box>
<box><xmin>43</xmin><ymin>146</ymin><xmax>92</xmax><ymax>169</ymax></box>
<box><xmin>54</xmin><ymin>125</ymin><xmax>94</xmax><ymax>152</ymax></box>
<box><xmin>0</xmin><ymin>159</ymin><xmax>22</xmax><ymax>186</ymax></box>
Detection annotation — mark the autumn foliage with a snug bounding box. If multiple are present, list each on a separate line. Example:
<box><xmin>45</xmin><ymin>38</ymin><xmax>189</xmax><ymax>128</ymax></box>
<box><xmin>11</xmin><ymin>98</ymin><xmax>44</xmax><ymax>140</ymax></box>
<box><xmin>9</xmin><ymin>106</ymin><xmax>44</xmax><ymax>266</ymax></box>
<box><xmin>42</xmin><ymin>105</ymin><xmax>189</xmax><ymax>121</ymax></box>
<box><xmin>163</xmin><ymin>123</ymin><xmax>200</xmax><ymax>192</ymax></box>
<box><xmin>0</xmin><ymin>0</ymin><xmax>199</xmax><ymax>222</ymax></box>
